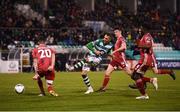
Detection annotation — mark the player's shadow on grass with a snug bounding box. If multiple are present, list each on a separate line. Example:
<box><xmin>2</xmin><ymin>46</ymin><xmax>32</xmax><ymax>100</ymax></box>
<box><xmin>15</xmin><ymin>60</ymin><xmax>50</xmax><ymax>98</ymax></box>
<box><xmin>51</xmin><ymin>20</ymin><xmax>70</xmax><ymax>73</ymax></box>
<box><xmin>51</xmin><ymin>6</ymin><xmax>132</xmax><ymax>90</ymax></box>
<box><xmin>71</xmin><ymin>90</ymin><xmax>87</xmax><ymax>93</ymax></box>
<box><xmin>121</xmin><ymin>93</ymin><xmax>137</xmax><ymax>97</ymax></box>
<box><xmin>72</xmin><ymin>88</ymin><xmax>116</xmax><ymax>93</ymax></box>
<box><xmin>64</xmin><ymin>88</ymin><xmax>137</xmax><ymax>98</ymax></box>
<box><xmin>24</xmin><ymin>92</ymin><xmax>40</xmax><ymax>96</ymax></box>
<box><xmin>95</xmin><ymin>88</ymin><xmax>137</xmax><ymax>97</ymax></box>
<box><xmin>118</xmin><ymin>90</ymin><xmax>137</xmax><ymax>97</ymax></box>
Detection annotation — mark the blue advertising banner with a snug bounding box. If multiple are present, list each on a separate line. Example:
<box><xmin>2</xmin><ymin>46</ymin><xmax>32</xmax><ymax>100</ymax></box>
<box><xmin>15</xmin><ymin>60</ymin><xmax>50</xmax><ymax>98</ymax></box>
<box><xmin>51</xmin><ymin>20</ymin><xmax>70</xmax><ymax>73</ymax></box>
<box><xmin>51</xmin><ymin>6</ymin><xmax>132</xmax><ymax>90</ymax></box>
<box><xmin>157</xmin><ymin>60</ymin><xmax>180</xmax><ymax>69</ymax></box>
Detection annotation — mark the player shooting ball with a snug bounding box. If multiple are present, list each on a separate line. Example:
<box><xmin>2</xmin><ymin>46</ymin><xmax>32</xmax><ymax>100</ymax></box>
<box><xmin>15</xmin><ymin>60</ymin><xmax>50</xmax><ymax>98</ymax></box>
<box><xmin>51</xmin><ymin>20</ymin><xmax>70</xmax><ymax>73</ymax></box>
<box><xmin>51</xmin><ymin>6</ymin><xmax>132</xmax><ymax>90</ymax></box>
<box><xmin>67</xmin><ymin>33</ymin><xmax>113</xmax><ymax>94</ymax></box>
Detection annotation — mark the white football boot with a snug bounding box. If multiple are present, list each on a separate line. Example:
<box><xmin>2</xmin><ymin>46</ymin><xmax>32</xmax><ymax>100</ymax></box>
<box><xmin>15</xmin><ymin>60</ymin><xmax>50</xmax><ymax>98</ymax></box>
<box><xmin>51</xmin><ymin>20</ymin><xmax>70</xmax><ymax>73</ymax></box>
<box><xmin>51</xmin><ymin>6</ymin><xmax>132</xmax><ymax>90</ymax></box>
<box><xmin>136</xmin><ymin>95</ymin><xmax>149</xmax><ymax>100</ymax></box>
<box><xmin>84</xmin><ymin>86</ymin><xmax>94</xmax><ymax>94</ymax></box>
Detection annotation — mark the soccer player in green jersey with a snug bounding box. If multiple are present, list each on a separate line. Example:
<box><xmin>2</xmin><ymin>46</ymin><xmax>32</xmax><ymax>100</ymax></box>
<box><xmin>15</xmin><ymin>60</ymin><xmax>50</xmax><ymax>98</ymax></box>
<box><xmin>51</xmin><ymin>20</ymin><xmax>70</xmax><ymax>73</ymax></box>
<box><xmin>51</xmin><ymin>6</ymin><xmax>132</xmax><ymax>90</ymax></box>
<box><xmin>68</xmin><ymin>33</ymin><xmax>113</xmax><ymax>94</ymax></box>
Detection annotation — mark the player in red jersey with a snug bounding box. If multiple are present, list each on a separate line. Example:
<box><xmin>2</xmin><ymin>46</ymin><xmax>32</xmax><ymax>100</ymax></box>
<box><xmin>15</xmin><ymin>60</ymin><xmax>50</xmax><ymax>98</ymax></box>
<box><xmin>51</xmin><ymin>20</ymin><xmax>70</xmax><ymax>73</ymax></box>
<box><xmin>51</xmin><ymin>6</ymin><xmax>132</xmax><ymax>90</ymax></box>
<box><xmin>131</xmin><ymin>32</ymin><xmax>175</xmax><ymax>99</ymax></box>
<box><xmin>32</xmin><ymin>37</ymin><xmax>58</xmax><ymax>96</ymax></box>
<box><xmin>142</xmin><ymin>33</ymin><xmax>175</xmax><ymax>79</ymax></box>
<box><xmin>129</xmin><ymin>32</ymin><xmax>176</xmax><ymax>89</ymax></box>
<box><xmin>97</xmin><ymin>28</ymin><xmax>132</xmax><ymax>92</ymax></box>
<box><xmin>131</xmin><ymin>33</ymin><xmax>158</xmax><ymax>99</ymax></box>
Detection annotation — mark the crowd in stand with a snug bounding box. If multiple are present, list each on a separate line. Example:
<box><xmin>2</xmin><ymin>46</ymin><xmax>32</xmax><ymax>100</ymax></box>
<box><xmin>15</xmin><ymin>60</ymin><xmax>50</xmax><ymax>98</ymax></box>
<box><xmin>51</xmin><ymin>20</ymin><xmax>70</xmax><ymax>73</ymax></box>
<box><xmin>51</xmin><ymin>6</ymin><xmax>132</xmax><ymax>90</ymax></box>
<box><xmin>0</xmin><ymin>0</ymin><xmax>179</xmax><ymax>50</ymax></box>
<box><xmin>48</xmin><ymin>0</ymin><xmax>85</xmax><ymax>28</ymax></box>
<box><xmin>0</xmin><ymin>28</ymin><xmax>98</xmax><ymax>49</ymax></box>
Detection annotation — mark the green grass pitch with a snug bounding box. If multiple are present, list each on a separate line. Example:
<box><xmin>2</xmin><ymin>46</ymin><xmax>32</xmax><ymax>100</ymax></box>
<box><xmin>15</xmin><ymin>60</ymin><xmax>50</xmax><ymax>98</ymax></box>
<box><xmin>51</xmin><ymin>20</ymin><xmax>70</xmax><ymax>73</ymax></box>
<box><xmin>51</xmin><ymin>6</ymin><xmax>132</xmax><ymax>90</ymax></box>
<box><xmin>0</xmin><ymin>70</ymin><xmax>180</xmax><ymax>111</ymax></box>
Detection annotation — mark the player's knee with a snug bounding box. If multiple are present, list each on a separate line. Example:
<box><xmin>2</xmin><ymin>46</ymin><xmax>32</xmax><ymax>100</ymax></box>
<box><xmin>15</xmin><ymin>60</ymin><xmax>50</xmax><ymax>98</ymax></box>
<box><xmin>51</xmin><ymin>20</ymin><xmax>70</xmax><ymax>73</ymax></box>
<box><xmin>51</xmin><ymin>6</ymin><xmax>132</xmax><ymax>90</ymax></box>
<box><xmin>105</xmin><ymin>65</ymin><xmax>114</xmax><ymax>75</ymax></box>
<box><xmin>131</xmin><ymin>72</ymin><xmax>142</xmax><ymax>81</ymax></box>
<box><xmin>105</xmin><ymin>70</ymin><xmax>111</xmax><ymax>76</ymax></box>
<box><xmin>46</xmin><ymin>80</ymin><xmax>53</xmax><ymax>85</ymax></box>
<box><xmin>81</xmin><ymin>70</ymin><xmax>88</xmax><ymax>75</ymax></box>
<box><xmin>105</xmin><ymin>72</ymin><xmax>110</xmax><ymax>76</ymax></box>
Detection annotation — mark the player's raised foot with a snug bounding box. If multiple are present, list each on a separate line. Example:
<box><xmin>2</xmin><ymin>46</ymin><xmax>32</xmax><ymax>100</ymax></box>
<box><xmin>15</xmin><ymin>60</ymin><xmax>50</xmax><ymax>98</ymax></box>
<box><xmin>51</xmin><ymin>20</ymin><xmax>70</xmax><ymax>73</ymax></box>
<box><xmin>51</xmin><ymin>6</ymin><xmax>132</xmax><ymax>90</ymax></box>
<box><xmin>152</xmin><ymin>78</ymin><xmax>158</xmax><ymax>91</ymax></box>
<box><xmin>96</xmin><ymin>87</ymin><xmax>106</xmax><ymax>92</ymax></box>
<box><xmin>67</xmin><ymin>66</ymin><xmax>74</xmax><ymax>71</ymax></box>
<box><xmin>49</xmin><ymin>90</ymin><xmax>59</xmax><ymax>96</ymax></box>
<box><xmin>169</xmin><ymin>70</ymin><xmax>176</xmax><ymax>80</ymax></box>
<box><xmin>136</xmin><ymin>95</ymin><xmax>149</xmax><ymax>100</ymax></box>
<box><xmin>38</xmin><ymin>93</ymin><xmax>45</xmax><ymax>96</ymax></box>
<box><xmin>84</xmin><ymin>87</ymin><xmax>94</xmax><ymax>94</ymax></box>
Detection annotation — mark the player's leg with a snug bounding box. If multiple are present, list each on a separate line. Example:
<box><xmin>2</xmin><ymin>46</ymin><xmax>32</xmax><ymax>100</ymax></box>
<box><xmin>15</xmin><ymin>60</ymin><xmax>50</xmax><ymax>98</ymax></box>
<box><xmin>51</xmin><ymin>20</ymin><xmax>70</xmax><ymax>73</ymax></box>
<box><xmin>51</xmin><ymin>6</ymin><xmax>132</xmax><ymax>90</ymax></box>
<box><xmin>129</xmin><ymin>65</ymin><xmax>149</xmax><ymax>89</ymax></box>
<box><xmin>45</xmin><ymin>71</ymin><xmax>58</xmax><ymax>96</ymax></box>
<box><xmin>129</xmin><ymin>65</ymin><xmax>158</xmax><ymax>90</ymax></box>
<box><xmin>67</xmin><ymin>58</ymin><xmax>87</xmax><ymax>71</ymax></box>
<box><xmin>81</xmin><ymin>69</ymin><xmax>94</xmax><ymax>94</ymax></box>
<box><xmin>152</xmin><ymin>67</ymin><xmax>176</xmax><ymax>80</ymax></box>
<box><xmin>138</xmin><ymin>65</ymin><xmax>152</xmax><ymax>84</ymax></box>
<box><xmin>129</xmin><ymin>77</ymin><xmax>158</xmax><ymax>90</ymax></box>
<box><xmin>82</xmin><ymin>56</ymin><xmax>101</xmax><ymax>94</ymax></box>
<box><xmin>122</xmin><ymin>61</ymin><xmax>144</xmax><ymax>89</ymax></box>
<box><xmin>122</xmin><ymin>63</ymin><xmax>132</xmax><ymax>76</ymax></box>
<box><xmin>97</xmin><ymin>63</ymin><xmax>114</xmax><ymax>92</ymax></box>
<box><xmin>33</xmin><ymin>72</ymin><xmax>45</xmax><ymax>96</ymax></box>
<box><xmin>37</xmin><ymin>76</ymin><xmax>45</xmax><ymax>96</ymax></box>
<box><xmin>151</xmin><ymin>57</ymin><xmax>176</xmax><ymax>80</ymax></box>
<box><xmin>129</xmin><ymin>64</ymin><xmax>144</xmax><ymax>89</ymax></box>
<box><xmin>141</xmin><ymin>76</ymin><xmax>158</xmax><ymax>90</ymax></box>
<box><xmin>131</xmin><ymin>72</ymin><xmax>149</xmax><ymax>99</ymax></box>
<box><xmin>46</xmin><ymin>80</ymin><xmax>58</xmax><ymax>96</ymax></box>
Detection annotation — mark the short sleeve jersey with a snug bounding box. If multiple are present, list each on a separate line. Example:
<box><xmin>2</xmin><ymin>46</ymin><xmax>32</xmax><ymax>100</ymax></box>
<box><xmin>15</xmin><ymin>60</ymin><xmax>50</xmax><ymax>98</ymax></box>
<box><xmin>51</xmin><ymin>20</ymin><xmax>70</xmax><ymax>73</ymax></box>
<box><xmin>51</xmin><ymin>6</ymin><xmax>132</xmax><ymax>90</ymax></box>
<box><xmin>113</xmin><ymin>36</ymin><xmax>126</xmax><ymax>61</ymax></box>
<box><xmin>32</xmin><ymin>44</ymin><xmax>55</xmax><ymax>72</ymax></box>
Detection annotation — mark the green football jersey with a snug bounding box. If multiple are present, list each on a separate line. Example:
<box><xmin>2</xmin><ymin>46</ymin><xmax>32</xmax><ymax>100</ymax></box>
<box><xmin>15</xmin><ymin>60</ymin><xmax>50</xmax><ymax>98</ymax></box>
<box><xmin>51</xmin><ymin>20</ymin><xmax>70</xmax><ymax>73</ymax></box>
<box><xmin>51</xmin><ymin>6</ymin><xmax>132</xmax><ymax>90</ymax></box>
<box><xmin>86</xmin><ymin>39</ymin><xmax>113</xmax><ymax>57</ymax></box>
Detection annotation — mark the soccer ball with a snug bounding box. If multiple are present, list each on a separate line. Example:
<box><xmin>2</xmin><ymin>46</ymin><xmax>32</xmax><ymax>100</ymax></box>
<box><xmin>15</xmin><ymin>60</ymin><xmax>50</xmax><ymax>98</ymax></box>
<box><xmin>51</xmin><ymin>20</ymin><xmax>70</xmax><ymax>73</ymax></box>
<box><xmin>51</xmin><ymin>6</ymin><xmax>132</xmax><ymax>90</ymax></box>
<box><xmin>14</xmin><ymin>84</ymin><xmax>25</xmax><ymax>94</ymax></box>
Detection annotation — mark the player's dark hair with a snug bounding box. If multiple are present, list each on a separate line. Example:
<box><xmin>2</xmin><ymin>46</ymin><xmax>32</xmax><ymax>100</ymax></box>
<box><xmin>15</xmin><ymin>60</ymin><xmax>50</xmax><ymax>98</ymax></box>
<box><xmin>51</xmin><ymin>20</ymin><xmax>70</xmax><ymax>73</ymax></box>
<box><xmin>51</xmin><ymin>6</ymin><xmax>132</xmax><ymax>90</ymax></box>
<box><xmin>105</xmin><ymin>33</ymin><xmax>112</xmax><ymax>40</ymax></box>
<box><xmin>113</xmin><ymin>26</ymin><xmax>123</xmax><ymax>32</ymax></box>
<box><xmin>138</xmin><ymin>27</ymin><xmax>147</xmax><ymax>39</ymax></box>
<box><xmin>38</xmin><ymin>36</ymin><xmax>46</xmax><ymax>43</ymax></box>
<box><xmin>113</xmin><ymin>27</ymin><xmax>124</xmax><ymax>36</ymax></box>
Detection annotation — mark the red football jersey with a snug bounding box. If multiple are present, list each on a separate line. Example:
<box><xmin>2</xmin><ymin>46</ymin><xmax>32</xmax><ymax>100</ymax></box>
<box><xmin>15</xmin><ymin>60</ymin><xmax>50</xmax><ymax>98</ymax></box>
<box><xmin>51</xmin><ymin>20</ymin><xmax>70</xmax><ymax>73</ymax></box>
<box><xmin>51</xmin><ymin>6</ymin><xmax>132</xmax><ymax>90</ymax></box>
<box><xmin>139</xmin><ymin>33</ymin><xmax>154</xmax><ymax>48</ymax></box>
<box><xmin>138</xmin><ymin>48</ymin><xmax>157</xmax><ymax>67</ymax></box>
<box><xmin>113</xmin><ymin>36</ymin><xmax>126</xmax><ymax>62</ymax></box>
<box><xmin>138</xmin><ymin>33</ymin><xmax>157</xmax><ymax>67</ymax></box>
<box><xmin>32</xmin><ymin>44</ymin><xmax>55</xmax><ymax>72</ymax></box>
